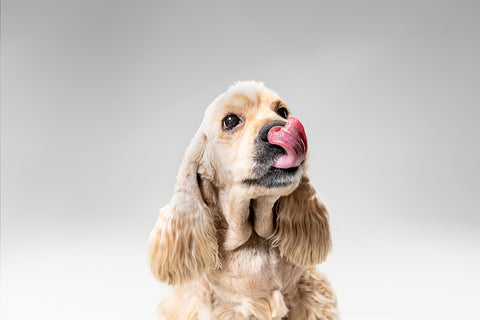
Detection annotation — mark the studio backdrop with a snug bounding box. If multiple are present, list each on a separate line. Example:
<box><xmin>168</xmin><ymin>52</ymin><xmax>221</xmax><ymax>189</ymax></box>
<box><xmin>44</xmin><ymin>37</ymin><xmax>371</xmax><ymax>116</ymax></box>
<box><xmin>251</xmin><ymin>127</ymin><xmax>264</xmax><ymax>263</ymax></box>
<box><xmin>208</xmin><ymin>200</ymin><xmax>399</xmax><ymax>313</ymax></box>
<box><xmin>1</xmin><ymin>1</ymin><xmax>479</xmax><ymax>320</ymax></box>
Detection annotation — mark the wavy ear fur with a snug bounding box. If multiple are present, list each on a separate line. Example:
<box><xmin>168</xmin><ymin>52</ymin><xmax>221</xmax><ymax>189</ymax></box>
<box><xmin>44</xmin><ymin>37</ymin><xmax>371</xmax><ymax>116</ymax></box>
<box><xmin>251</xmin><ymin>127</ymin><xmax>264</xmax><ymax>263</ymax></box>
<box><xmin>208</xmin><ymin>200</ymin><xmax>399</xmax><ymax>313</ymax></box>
<box><xmin>271</xmin><ymin>176</ymin><xmax>331</xmax><ymax>266</ymax></box>
<box><xmin>149</xmin><ymin>132</ymin><xmax>219</xmax><ymax>285</ymax></box>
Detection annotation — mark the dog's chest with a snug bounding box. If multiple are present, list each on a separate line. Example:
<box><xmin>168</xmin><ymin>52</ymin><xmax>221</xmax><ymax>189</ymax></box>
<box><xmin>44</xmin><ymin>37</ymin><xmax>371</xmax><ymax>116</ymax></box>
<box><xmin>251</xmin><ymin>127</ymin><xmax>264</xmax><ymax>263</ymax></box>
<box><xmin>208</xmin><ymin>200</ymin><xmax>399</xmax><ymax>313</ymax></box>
<box><xmin>208</xmin><ymin>239</ymin><xmax>293</xmax><ymax>299</ymax></box>
<box><xmin>205</xmin><ymin>241</ymin><xmax>296</xmax><ymax>319</ymax></box>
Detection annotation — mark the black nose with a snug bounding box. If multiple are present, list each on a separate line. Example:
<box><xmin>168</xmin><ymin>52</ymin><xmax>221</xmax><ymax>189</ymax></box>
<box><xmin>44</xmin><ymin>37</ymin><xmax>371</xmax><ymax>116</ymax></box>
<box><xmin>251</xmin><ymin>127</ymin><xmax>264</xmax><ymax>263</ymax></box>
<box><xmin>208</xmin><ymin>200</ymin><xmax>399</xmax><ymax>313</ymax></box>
<box><xmin>255</xmin><ymin>120</ymin><xmax>288</xmax><ymax>164</ymax></box>
<box><xmin>258</xmin><ymin>120</ymin><xmax>287</xmax><ymax>143</ymax></box>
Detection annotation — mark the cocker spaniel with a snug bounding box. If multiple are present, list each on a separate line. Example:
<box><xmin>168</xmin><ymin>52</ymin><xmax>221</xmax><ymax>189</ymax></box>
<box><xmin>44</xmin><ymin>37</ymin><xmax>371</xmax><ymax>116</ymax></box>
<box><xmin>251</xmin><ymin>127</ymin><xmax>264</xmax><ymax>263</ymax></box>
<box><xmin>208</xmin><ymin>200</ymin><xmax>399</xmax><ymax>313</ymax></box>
<box><xmin>149</xmin><ymin>81</ymin><xmax>338</xmax><ymax>320</ymax></box>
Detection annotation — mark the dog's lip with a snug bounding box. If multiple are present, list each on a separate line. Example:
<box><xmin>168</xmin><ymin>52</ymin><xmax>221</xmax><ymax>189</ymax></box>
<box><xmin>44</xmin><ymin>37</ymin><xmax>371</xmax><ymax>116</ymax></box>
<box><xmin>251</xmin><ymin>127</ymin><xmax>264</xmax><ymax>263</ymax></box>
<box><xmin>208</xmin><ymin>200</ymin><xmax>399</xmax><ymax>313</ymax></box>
<box><xmin>267</xmin><ymin>160</ymin><xmax>304</xmax><ymax>175</ymax></box>
<box><xmin>242</xmin><ymin>163</ymin><xmax>302</xmax><ymax>188</ymax></box>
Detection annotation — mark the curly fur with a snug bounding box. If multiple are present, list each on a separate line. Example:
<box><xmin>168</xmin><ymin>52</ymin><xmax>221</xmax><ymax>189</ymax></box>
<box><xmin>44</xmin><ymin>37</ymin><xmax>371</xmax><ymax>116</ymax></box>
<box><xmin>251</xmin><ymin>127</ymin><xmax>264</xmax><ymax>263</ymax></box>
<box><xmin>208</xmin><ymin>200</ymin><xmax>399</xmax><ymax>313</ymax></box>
<box><xmin>149</xmin><ymin>81</ymin><xmax>338</xmax><ymax>319</ymax></box>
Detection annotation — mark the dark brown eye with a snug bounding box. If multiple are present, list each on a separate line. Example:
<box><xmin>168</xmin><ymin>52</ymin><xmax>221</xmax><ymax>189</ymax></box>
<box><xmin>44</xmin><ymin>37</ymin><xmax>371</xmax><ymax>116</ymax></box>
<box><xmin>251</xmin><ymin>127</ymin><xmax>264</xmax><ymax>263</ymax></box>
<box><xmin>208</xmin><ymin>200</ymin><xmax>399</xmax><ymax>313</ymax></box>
<box><xmin>277</xmin><ymin>107</ymin><xmax>289</xmax><ymax>119</ymax></box>
<box><xmin>222</xmin><ymin>114</ymin><xmax>242</xmax><ymax>131</ymax></box>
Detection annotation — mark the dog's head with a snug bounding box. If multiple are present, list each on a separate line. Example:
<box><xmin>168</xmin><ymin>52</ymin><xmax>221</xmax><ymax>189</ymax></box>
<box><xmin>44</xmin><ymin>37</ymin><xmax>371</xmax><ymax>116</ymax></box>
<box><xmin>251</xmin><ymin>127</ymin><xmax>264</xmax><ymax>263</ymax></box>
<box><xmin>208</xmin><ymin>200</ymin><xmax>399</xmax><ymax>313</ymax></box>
<box><xmin>198</xmin><ymin>81</ymin><xmax>307</xmax><ymax>195</ymax></box>
<box><xmin>149</xmin><ymin>81</ymin><xmax>331</xmax><ymax>285</ymax></box>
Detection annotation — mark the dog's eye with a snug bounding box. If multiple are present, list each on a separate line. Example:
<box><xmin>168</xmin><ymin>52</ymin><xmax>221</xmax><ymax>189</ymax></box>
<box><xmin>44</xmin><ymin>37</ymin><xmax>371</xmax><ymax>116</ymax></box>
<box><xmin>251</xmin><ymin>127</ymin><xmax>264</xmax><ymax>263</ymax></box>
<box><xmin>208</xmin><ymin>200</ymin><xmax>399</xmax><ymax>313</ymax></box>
<box><xmin>277</xmin><ymin>107</ymin><xmax>289</xmax><ymax>119</ymax></box>
<box><xmin>222</xmin><ymin>114</ymin><xmax>242</xmax><ymax>131</ymax></box>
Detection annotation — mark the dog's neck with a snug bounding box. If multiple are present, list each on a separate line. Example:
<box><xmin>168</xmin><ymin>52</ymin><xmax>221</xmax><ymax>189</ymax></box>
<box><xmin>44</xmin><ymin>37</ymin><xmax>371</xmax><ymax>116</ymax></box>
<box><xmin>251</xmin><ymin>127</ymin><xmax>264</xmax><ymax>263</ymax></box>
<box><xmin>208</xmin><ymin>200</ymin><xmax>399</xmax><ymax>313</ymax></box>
<box><xmin>198</xmin><ymin>174</ymin><xmax>281</xmax><ymax>252</ymax></box>
<box><xmin>218</xmin><ymin>186</ymin><xmax>280</xmax><ymax>251</ymax></box>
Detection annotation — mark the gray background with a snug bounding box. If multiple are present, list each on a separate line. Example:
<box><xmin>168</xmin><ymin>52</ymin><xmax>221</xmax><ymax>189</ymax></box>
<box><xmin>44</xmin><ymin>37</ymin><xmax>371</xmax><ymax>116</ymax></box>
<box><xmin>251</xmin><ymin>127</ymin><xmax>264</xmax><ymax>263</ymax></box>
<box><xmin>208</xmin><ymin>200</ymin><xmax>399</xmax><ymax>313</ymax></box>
<box><xmin>1</xmin><ymin>1</ymin><xmax>479</xmax><ymax>319</ymax></box>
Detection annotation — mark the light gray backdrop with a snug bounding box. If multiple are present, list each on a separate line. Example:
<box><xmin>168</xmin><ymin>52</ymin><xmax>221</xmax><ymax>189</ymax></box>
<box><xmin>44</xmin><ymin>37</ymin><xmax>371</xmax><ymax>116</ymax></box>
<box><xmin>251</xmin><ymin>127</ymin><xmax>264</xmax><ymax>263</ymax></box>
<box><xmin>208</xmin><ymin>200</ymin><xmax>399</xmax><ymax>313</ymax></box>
<box><xmin>1</xmin><ymin>1</ymin><xmax>479</xmax><ymax>320</ymax></box>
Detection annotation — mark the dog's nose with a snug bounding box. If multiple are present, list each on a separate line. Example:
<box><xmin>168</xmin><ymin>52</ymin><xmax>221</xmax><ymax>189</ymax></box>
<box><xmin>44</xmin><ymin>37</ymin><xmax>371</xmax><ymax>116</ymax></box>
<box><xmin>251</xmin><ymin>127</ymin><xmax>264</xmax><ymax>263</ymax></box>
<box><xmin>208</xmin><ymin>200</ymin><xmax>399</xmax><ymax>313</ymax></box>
<box><xmin>258</xmin><ymin>120</ymin><xmax>287</xmax><ymax>143</ymax></box>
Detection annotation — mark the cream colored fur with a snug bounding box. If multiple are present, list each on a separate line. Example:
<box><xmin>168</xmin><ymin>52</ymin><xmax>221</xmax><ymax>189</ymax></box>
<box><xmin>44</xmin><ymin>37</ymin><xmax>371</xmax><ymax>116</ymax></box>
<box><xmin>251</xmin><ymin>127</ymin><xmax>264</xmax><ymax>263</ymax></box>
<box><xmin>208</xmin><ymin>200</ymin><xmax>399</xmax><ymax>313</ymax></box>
<box><xmin>149</xmin><ymin>81</ymin><xmax>338</xmax><ymax>319</ymax></box>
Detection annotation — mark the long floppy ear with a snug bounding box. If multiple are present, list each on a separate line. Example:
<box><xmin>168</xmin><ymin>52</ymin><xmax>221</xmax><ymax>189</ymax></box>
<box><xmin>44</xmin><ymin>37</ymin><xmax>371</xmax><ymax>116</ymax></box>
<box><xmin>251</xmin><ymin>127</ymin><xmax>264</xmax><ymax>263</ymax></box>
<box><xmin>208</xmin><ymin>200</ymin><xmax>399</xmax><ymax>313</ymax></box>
<box><xmin>148</xmin><ymin>131</ymin><xmax>219</xmax><ymax>285</ymax></box>
<box><xmin>271</xmin><ymin>176</ymin><xmax>331</xmax><ymax>266</ymax></box>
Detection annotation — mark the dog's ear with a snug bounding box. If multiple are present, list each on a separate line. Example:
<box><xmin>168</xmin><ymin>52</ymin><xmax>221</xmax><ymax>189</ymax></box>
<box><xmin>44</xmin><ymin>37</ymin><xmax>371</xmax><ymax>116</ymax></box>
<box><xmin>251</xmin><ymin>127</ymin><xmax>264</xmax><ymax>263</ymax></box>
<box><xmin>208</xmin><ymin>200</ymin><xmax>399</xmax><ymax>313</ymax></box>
<box><xmin>271</xmin><ymin>176</ymin><xmax>331</xmax><ymax>266</ymax></box>
<box><xmin>149</xmin><ymin>132</ymin><xmax>219</xmax><ymax>285</ymax></box>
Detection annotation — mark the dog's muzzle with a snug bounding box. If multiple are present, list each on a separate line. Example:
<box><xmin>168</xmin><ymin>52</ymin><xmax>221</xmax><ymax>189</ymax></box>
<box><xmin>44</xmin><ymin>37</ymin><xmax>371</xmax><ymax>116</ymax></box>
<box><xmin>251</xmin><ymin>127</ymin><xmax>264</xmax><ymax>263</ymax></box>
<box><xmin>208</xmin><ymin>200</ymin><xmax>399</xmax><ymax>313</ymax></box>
<box><xmin>243</xmin><ymin>118</ymin><xmax>308</xmax><ymax>188</ymax></box>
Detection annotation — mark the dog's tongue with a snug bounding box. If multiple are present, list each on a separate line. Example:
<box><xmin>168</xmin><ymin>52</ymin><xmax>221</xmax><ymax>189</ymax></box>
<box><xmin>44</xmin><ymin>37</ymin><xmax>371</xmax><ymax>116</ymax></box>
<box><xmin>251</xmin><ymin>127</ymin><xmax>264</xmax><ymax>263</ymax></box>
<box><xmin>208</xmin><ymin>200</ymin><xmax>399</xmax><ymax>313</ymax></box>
<box><xmin>267</xmin><ymin>117</ymin><xmax>308</xmax><ymax>169</ymax></box>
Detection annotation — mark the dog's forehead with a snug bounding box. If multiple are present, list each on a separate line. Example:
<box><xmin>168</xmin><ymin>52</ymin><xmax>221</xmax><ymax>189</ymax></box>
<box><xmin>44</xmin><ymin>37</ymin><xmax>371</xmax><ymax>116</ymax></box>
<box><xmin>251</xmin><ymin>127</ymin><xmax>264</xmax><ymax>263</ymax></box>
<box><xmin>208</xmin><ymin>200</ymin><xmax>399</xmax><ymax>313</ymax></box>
<box><xmin>205</xmin><ymin>81</ymin><xmax>282</xmax><ymax>116</ymax></box>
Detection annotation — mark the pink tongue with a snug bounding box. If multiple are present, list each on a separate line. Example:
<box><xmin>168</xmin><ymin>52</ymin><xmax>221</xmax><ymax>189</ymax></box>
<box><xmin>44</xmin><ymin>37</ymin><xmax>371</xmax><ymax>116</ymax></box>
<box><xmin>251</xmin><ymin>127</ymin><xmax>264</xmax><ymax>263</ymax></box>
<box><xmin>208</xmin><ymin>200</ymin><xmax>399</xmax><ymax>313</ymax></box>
<box><xmin>267</xmin><ymin>117</ymin><xmax>308</xmax><ymax>169</ymax></box>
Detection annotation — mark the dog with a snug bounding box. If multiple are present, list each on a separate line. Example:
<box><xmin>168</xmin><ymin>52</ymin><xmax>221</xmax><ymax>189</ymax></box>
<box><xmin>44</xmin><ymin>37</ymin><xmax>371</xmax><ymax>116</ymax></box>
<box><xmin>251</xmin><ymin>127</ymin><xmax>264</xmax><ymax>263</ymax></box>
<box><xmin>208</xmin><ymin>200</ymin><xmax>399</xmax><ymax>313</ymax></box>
<box><xmin>149</xmin><ymin>81</ymin><xmax>338</xmax><ymax>319</ymax></box>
